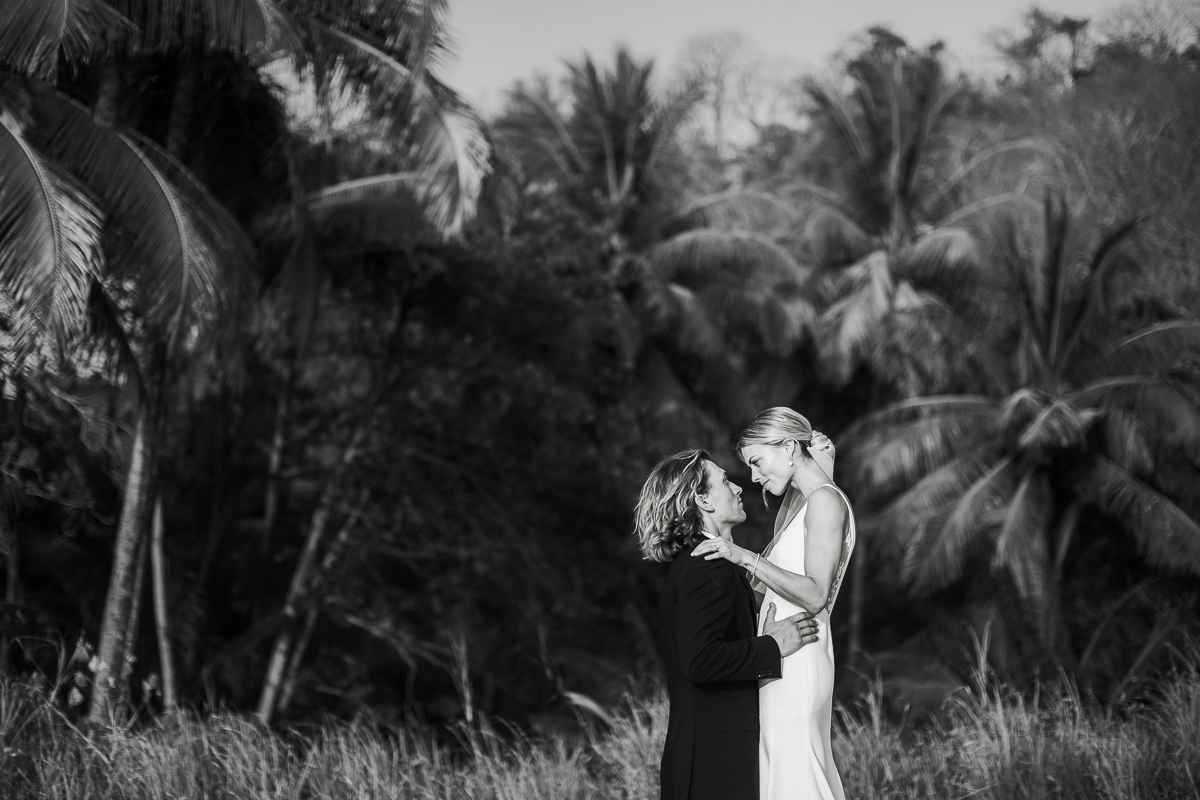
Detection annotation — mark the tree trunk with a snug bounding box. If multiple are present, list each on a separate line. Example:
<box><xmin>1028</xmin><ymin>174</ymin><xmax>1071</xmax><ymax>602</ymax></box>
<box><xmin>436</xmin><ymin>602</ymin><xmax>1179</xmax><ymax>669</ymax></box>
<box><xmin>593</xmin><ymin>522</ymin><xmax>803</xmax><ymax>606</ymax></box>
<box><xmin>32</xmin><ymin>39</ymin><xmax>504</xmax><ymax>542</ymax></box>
<box><xmin>120</xmin><ymin>534</ymin><xmax>149</xmax><ymax>694</ymax></box>
<box><xmin>150</xmin><ymin>496</ymin><xmax>177</xmax><ymax>711</ymax></box>
<box><xmin>165</xmin><ymin>56</ymin><xmax>201</xmax><ymax>162</ymax></box>
<box><xmin>277</xmin><ymin>604</ymin><xmax>318</xmax><ymax>714</ymax></box>
<box><xmin>255</xmin><ymin>432</ymin><xmax>363</xmax><ymax>724</ymax></box>
<box><xmin>88</xmin><ymin>405</ymin><xmax>157</xmax><ymax>726</ymax></box>
<box><xmin>254</xmin><ymin>485</ymin><xmax>335</xmax><ymax>724</ymax></box>
<box><xmin>276</xmin><ymin>490</ymin><xmax>367</xmax><ymax>714</ymax></box>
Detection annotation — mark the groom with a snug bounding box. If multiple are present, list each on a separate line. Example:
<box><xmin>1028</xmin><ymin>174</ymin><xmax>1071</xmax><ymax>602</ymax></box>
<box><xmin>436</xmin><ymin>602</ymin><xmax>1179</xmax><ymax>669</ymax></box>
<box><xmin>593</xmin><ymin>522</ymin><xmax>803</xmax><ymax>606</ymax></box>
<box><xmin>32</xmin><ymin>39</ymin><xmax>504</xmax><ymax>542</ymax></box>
<box><xmin>634</xmin><ymin>450</ymin><xmax>819</xmax><ymax>800</ymax></box>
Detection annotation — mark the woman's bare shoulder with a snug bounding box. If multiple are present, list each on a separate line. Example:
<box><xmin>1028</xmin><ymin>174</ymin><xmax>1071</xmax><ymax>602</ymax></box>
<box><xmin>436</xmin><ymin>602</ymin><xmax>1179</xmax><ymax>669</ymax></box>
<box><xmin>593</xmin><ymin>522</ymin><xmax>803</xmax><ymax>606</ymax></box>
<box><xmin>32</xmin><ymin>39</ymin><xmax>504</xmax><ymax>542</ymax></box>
<box><xmin>806</xmin><ymin>486</ymin><xmax>847</xmax><ymax>525</ymax></box>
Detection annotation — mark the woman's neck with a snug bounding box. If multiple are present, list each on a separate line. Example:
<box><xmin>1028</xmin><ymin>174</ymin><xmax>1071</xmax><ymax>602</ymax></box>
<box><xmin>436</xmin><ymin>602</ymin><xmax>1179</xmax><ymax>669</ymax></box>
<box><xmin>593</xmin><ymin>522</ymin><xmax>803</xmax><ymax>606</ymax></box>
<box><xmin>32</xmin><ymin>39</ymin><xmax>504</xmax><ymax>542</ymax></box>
<box><xmin>788</xmin><ymin>462</ymin><xmax>833</xmax><ymax>499</ymax></box>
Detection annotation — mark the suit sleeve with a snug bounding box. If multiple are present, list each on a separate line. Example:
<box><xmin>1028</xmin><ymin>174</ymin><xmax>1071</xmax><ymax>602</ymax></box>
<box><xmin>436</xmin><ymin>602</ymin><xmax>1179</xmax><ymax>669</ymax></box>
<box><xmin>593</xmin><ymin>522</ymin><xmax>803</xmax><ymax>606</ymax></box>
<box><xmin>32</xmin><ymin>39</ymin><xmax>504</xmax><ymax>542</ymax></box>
<box><xmin>676</xmin><ymin>558</ymin><xmax>782</xmax><ymax>684</ymax></box>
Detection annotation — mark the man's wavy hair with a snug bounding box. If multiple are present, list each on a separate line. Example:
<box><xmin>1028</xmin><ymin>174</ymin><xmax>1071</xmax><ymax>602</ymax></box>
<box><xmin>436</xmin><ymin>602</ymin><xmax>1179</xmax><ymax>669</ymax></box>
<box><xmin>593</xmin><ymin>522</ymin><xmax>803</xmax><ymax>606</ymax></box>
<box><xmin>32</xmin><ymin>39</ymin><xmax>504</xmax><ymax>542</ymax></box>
<box><xmin>633</xmin><ymin>449</ymin><xmax>712</xmax><ymax>563</ymax></box>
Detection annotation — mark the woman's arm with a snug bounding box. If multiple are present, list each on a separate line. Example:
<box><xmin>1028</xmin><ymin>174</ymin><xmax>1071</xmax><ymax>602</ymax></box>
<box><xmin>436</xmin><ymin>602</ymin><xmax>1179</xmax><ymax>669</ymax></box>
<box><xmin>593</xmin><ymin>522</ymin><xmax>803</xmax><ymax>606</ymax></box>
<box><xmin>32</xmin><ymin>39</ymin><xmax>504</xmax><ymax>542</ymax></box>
<box><xmin>692</xmin><ymin>487</ymin><xmax>847</xmax><ymax>614</ymax></box>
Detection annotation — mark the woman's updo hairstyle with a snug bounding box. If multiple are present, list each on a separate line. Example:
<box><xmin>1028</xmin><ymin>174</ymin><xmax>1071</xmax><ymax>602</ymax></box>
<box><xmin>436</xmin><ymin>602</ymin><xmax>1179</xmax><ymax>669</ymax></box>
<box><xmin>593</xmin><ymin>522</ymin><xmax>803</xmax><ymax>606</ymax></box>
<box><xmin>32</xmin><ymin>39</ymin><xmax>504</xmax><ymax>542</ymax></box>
<box><xmin>633</xmin><ymin>449</ymin><xmax>712</xmax><ymax>563</ymax></box>
<box><xmin>733</xmin><ymin>407</ymin><xmax>814</xmax><ymax>460</ymax></box>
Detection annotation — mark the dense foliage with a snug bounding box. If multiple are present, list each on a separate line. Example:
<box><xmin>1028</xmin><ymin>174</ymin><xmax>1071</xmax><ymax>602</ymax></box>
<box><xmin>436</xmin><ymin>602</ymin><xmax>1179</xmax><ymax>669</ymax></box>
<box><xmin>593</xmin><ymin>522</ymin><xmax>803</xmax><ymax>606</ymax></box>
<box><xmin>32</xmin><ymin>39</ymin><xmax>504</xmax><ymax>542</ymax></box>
<box><xmin>0</xmin><ymin>0</ymin><xmax>1198</xmax><ymax>739</ymax></box>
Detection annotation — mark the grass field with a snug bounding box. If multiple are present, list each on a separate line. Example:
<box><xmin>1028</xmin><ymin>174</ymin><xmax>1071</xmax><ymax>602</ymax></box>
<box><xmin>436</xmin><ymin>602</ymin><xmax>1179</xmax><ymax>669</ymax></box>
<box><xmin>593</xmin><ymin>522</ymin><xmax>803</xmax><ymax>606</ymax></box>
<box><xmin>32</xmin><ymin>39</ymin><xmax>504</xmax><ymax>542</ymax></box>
<box><xmin>2</xmin><ymin>673</ymin><xmax>1198</xmax><ymax>799</ymax></box>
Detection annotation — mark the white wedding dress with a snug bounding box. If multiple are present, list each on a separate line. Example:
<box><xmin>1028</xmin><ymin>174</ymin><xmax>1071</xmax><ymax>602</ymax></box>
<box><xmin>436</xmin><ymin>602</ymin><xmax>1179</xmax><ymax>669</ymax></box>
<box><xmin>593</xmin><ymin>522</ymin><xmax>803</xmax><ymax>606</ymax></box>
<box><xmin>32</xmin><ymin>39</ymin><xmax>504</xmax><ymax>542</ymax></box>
<box><xmin>755</xmin><ymin>484</ymin><xmax>855</xmax><ymax>800</ymax></box>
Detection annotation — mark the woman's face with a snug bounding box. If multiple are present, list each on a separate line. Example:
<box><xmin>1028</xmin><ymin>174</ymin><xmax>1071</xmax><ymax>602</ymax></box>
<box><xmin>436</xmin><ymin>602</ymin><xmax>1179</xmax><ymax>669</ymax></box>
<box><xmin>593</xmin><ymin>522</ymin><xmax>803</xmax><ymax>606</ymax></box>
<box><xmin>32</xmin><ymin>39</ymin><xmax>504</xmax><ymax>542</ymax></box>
<box><xmin>740</xmin><ymin>443</ymin><xmax>794</xmax><ymax>496</ymax></box>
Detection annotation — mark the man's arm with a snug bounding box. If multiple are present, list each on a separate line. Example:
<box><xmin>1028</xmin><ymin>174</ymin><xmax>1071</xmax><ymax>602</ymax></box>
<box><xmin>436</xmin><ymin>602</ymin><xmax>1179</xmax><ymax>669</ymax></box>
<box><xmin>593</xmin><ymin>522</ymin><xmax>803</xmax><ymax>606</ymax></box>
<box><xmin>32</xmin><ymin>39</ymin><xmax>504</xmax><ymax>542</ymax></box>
<box><xmin>676</xmin><ymin>558</ymin><xmax>781</xmax><ymax>684</ymax></box>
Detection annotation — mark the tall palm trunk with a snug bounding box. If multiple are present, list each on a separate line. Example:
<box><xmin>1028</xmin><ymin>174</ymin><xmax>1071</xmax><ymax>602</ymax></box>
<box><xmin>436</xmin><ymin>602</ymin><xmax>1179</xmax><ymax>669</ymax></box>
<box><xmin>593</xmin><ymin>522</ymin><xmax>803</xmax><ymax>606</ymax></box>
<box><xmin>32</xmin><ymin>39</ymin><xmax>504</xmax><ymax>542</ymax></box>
<box><xmin>120</xmin><ymin>534</ymin><xmax>149</xmax><ymax>688</ymax></box>
<box><xmin>88</xmin><ymin>404</ymin><xmax>157</xmax><ymax>725</ymax></box>
<box><xmin>150</xmin><ymin>496</ymin><xmax>177</xmax><ymax>710</ymax></box>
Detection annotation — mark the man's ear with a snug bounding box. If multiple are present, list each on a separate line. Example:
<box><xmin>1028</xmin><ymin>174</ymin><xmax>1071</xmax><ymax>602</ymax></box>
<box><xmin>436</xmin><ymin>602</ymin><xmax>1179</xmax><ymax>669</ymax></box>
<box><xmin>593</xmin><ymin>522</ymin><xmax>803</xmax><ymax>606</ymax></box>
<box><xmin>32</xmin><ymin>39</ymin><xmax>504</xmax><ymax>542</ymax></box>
<box><xmin>694</xmin><ymin>492</ymin><xmax>714</xmax><ymax>512</ymax></box>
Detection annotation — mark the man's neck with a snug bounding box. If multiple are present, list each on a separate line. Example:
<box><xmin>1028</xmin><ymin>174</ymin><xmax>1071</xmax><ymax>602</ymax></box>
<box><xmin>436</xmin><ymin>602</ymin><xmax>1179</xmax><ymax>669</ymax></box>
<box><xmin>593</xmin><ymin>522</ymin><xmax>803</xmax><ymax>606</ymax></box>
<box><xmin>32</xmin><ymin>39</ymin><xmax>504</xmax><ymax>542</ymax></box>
<box><xmin>702</xmin><ymin>518</ymin><xmax>734</xmax><ymax>541</ymax></box>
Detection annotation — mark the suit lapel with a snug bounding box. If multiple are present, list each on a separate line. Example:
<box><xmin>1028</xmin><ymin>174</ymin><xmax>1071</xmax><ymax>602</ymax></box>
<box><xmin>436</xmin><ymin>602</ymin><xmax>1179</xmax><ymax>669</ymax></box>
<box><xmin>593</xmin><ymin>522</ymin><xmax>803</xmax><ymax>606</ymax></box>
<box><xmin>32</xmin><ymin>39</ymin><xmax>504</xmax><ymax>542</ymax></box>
<box><xmin>734</xmin><ymin>564</ymin><xmax>757</xmax><ymax>622</ymax></box>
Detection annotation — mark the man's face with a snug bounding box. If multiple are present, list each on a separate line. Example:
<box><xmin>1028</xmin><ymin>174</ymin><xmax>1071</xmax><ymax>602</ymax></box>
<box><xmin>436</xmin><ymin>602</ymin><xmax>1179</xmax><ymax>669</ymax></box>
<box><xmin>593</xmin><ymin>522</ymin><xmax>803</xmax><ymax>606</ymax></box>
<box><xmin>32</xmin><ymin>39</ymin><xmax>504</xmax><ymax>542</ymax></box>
<box><xmin>700</xmin><ymin>460</ymin><xmax>746</xmax><ymax>527</ymax></box>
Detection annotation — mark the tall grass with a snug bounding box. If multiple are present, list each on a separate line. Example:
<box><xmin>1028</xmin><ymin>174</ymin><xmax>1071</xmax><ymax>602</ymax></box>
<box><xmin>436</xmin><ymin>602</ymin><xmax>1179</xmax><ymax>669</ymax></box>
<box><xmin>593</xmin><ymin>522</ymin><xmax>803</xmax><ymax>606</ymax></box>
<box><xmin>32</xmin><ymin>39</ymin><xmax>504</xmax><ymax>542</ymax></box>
<box><xmin>2</xmin><ymin>674</ymin><xmax>1198</xmax><ymax>799</ymax></box>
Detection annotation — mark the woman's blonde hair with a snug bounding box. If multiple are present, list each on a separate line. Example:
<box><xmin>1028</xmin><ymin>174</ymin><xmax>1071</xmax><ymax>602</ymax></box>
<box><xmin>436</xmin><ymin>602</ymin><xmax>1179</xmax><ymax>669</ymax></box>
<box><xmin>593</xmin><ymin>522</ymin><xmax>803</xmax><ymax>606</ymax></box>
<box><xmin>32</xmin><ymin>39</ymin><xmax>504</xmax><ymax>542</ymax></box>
<box><xmin>733</xmin><ymin>407</ymin><xmax>813</xmax><ymax>459</ymax></box>
<box><xmin>633</xmin><ymin>449</ymin><xmax>712</xmax><ymax>563</ymax></box>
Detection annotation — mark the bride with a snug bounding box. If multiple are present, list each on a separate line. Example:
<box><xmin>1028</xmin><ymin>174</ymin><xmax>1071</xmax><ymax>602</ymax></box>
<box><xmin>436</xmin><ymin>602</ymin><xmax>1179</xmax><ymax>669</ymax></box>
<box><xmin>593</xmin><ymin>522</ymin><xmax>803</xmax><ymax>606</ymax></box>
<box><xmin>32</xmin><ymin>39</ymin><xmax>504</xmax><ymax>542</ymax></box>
<box><xmin>692</xmin><ymin>407</ymin><xmax>854</xmax><ymax>800</ymax></box>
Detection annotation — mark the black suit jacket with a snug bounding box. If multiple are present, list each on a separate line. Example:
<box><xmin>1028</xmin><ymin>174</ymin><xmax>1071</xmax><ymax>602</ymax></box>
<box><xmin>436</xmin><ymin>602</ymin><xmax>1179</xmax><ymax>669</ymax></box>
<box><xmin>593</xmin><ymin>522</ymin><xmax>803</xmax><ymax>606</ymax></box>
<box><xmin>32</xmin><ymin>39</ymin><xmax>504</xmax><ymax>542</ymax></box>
<box><xmin>657</xmin><ymin>542</ymin><xmax>782</xmax><ymax>800</ymax></box>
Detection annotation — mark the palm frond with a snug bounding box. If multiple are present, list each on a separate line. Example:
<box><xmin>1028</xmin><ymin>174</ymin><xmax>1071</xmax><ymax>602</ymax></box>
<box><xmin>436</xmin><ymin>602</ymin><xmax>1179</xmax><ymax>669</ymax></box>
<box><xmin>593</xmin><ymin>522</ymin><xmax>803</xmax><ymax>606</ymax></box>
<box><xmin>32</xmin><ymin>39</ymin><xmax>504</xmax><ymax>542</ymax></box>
<box><xmin>102</xmin><ymin>0</ymin><xmax>291</xmax><ymax>57</ymax></box>
<box><xmin>932</xmin><ymin>192</ymin><xmax>1041</xmax><ymax>229</ymax></box>
<box><xmin>1105</xmin><ymin>321</ymin><xmax>1200</xmax><ymax>376</ymax></box>
<box><xmin>991</xmin><ymin>469</ymin><xmax>1050</xmax><ymax>616</ymax></box>
<box><xmin>644</xmin><ymin>227</ymin><xmax>818</xmax><ymax>354</ymax></box>
<box><xmin>667</xmin><ymin>189</ymin><xmax>798</xmax><ymax>236</ymax></box>
<box><xmin>1058</xmin><ymin>215</ymin><xmax>1143</xmax><ymax>367</ymax></box>
<box><xmin>31</xmin><ymin>90</ymin><xmax>242</xmax><ymax>344</ymax></box>
<box><xmin>636</xmin><ymin>281</ymin><xmax>726</xmax><ymax>364</ymax></box>
<box><xmin>250</xmin><ymin>173</ymin><xmax>429</xmax><ymax>250</ymax></box>
<box><xmin>928</xmin><ymin>138</ymin><xmax>1062</xmax><ymax>210</ymax></box>
<box><xmin>803</xmin><ymin>77</ymin><xmax>873</xmax><ymax>182</ymax></box>
<box><xmin>84</xmin><ymin>276</ymin><xmax>144</xmax><ymax>395</ymax></box>
<box><xmin>635</xmin><ymin>283</ymin><xmax>757</xmax><ymax>427</ymax></box>
<box><xmin>645</xmin><ymin>228</ymin><xmax>808</xmax><ymax>285</ymax></box>
<box><xmin>803</xmin><ymin>210</ymin><xmax>873</xmax><ymax>269</ymax></box>
<box><xmin>874</xmin><ymin>447</ymin><xmax>995</xmax><ymax>571</ymax></box>
<box><xmin>907</xmin><ymin>454</ymin><xmax>1017</xmax><ymax>595</ymax></box>
<box><xmin>642</xmin><ymin>79</ymin><xmax>702</xmax><ymax>179</ymax></box>
<box><xmin>1016</xmin><ymin>398</ymin><xmax>1098</xmax><ymax>456</ymax></box>
<box><xmin>815</xmin><ymin>288</ymin><xmax>878</xmax><ymax>387</ymax></box>
<box><xmin>0</xmin><ymin>117</ymin><xmax>104</xmax><ymax>356</ymax></box>
<box><xmin>779</xmin><ymin>179</ymin><xmax>857</xmax><ymax>221</ymax></box>
<box><xmin>813</xmin><ymin>252</ymin><xmax>896</xmax><ymax>386</ymax></box>
<box><xmin>311</xmin><ymin>24</ymin><xmax>490</xmax><ymax>234</ymax></box>
<box><xmin>894</xmin><ymin>227</ymin><xmax>984</xmax><ymax>306</ymax></box>
<box><xmin>847</xmin><ymin>394</ymin><xmax>997</xmax><ymax>435</ymax></box>
<box><xmin>493</xmin><ymin>78</ymin><xmax>582</xmax><ymax>186</ymax></box>
<box><xmin>0</xmin><ymin>0</ymin><xmax>132</xmax><ymax>79</ymax></box>
<box><xmin>1075</xmin><ymin>455</ymin><xmax>1200</xmax><ymax>575</ymax></box>
<box><xmin>1074</xmin><ymin>375</ymin><xmax>1200</xmax><ymax>455</ymax></box>
<box><xmin>843</xmin><ymin>401</ymin><xmax>997</xmax><ymax>500</ymax></box>
<box><xmin>1101</xmin><ymin>408</ymin><xmax>1155</xmax><ymax>476</ymax></box>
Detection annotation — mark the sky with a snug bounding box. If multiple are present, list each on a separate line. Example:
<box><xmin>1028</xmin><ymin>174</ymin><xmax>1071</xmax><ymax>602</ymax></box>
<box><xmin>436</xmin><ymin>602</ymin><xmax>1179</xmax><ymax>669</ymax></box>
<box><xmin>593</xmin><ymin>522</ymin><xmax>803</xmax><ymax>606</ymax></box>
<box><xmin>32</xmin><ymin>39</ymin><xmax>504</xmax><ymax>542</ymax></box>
<box><xmin>442</xmin><ymin>0</ymin><xmax>1119</xmax><ymax>111</ymax></box>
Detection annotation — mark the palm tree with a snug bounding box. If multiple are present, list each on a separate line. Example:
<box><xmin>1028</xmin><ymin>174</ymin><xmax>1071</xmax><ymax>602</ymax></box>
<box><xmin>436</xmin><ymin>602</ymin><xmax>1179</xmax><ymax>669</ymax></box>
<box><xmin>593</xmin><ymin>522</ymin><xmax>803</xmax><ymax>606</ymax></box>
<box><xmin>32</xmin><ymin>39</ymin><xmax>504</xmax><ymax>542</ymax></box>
<box><xmin>780</xmin><ymin>32</ymin><xmax>1061</xmax><ymax>665</ymax></box>
<box><xmin>1</xmin><ymin>0</ymin><xmax>489</xmax><ymax>723</ymax></box>
<box><xmin>844</xmin><ymin>194</ymin><xmax>1200</xmax><ymax>670</ymax></box>
<box><xmin>2</xmin><ymin>82</ymin><xmax>253</xmax><ymax>722</ymax></box>
<box><xmin>495</xmin><ymin>48</ymin><xmax>814</xmax><ymax>427</ymax></box>
<box><xmin>794</xmin><ymin>32</ymin><xmax>1050</xmax><ymax>397</ymax></box>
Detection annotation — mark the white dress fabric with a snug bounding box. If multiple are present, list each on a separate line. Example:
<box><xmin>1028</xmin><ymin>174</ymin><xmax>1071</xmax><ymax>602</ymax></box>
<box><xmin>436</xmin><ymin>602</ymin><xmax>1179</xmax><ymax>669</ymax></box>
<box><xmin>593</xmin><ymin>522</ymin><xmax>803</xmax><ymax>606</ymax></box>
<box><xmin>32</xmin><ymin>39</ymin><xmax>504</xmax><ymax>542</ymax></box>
<box><xmin>755</xmin><ymin>484</ymin><xmax>855</xmax><ymax>800</ymax></box>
